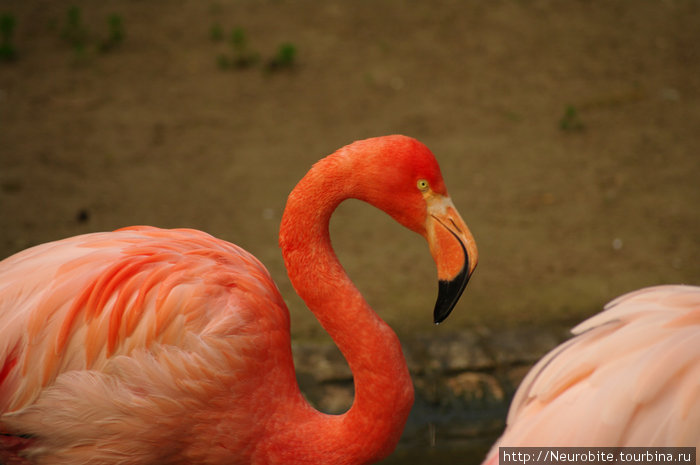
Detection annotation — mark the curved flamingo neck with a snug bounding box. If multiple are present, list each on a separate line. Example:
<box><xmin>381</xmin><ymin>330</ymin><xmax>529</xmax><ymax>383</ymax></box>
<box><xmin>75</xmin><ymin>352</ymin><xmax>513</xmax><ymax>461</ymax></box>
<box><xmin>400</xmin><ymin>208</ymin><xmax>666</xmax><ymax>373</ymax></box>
<box><xmin>274</xmin><ymin>153</ymin><xmax>414</xmax><ymax>464</ymax></box>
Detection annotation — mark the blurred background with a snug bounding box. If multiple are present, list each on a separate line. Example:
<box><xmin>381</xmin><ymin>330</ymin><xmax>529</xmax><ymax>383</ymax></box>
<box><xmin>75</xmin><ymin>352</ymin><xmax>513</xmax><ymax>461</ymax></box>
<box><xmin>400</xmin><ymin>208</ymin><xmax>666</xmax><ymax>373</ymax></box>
<box><xmin>1</xmin><ymin>1</ymin><xmax>698</xmax><ymax>463</ymax></box>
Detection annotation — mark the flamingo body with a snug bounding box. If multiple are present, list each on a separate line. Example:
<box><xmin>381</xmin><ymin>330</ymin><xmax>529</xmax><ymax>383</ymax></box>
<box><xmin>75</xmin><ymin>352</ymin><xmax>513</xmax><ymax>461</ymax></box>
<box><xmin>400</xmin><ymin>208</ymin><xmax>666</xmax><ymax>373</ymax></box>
<box><xmin>0</xmin><ymin>135</ymin><xmax>478</xmax><ymax>465</ymax></box>
<box><xmin>484</xmin><ymin>285</ymin><xmax>700</xmax><ymax>464</ymax></box>
<box><xmin>1</xmin><ymin>226</ymin><xmax>294</xmax><ymax>464</ymax></box>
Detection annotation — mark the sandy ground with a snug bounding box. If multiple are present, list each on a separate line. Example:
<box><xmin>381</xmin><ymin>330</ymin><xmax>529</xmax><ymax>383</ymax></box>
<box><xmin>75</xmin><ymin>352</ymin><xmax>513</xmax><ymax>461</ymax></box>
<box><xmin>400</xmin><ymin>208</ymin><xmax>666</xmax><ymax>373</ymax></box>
<box><xmin>1</xmin><ymin>0</ymin><xmax>699</xmax><ymax>338</ymax></box>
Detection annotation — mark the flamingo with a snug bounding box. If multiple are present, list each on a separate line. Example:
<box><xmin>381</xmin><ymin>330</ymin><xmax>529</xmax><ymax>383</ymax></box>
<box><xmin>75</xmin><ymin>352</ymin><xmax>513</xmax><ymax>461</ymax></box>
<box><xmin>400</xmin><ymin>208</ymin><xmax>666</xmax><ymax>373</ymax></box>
<box><xmin>482</xmin><ymin>284</ymin><xmax>700</xmax><ymax>465</ymax></box>
<box><xmin>0</xmin><ymin>135</ymin><xmax>478</xmax><ymax>465</ymax></box>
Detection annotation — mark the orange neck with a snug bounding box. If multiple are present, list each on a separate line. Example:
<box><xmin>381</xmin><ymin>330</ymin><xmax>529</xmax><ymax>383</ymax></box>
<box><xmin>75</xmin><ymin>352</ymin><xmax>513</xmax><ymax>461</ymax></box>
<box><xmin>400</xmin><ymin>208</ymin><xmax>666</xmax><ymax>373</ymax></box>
<box><xmin>270</xmin><ymin>154</ymin><xmax>414</xmax><ymax>464</ymax></box>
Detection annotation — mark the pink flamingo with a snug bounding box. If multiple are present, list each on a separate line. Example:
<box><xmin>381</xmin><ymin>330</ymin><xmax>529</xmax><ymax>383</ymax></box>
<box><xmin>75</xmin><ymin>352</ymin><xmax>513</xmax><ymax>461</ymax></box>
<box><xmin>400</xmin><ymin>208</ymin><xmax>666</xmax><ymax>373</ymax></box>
<box><xmin>483</xmin><ymin>284</ymin><xmax>700</xmax><ymax>464</ymax></box>
<box><xmin>0</xmin><ymin>135</ymin><xmax>478</xmax><ymax>465</ymax></box>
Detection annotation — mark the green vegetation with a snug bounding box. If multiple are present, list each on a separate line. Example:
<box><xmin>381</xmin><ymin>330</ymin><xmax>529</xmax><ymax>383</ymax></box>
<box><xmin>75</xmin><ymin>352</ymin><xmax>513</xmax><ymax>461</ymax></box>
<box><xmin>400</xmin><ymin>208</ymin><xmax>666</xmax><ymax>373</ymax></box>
<box><xmin>98</xmin><ymin>14</ymin><xmax>125</xmax><ymax>53</ymax></box>
<box><xmin>0</xmin><ymin>13</ymin><xmax>17</xmax><ymax>62</ymax></box>
<box><xmin>212</xmin><ymin>24</ymin><xmax>297</xmax><ymax>73</ymax></box>
<box><xmin>61</xmin><ymin>5</ymin><xmax>88</xmax><ymax>58</ymax></box>
<box><xmin>58</xmin><ymin>6</ymin><xmax>124</xmax><ymax>61</ymax></box>
<box><xmin>216</xmin><ymin>27</ymin><xmax>260</xmax><ymax>70</ymax></box>
<box><xmin>266</xmin><ymin>42</ymin><xmax>297</xmax><ymax>72</ymax></box>
<box><xmin>209</xmin><ymin>23</ymin><xmax>223</xmax><ymax>42</ymax></box>
<box><xmin>559</xmin><ymin>105</ymin><xmax>584</xmax><ymax>131</ymax></box>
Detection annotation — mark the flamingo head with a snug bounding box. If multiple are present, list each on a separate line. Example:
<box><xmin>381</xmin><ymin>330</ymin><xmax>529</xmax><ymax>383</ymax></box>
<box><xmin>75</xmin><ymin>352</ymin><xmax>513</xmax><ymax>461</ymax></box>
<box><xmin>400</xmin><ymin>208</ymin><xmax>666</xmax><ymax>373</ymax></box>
<box><xmin>345</xmin><ymin>135</ymin><xmax>479</xmax><ymax>323</ymax></box>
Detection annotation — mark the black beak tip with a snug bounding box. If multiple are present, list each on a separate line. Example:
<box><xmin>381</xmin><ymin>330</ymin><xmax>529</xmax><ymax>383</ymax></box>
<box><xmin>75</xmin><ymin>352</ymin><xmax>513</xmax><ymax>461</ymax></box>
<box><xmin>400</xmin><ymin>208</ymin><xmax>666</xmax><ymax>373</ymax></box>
<box><xmin>433</xmin><ymin>264</ymin><xmax>472</xmax><ymax>324</ymax></box>
<box><xmin>431</xmin><ymin>221</ymin><xmax>475</xmax><ymax>324</ymax></box>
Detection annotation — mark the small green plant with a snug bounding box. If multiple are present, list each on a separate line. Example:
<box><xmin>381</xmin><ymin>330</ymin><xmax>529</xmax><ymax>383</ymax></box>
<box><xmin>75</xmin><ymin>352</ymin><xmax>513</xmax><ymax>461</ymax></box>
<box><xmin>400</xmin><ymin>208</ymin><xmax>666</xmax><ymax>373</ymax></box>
<box><xmin>230</xmin><ymin>27</ymin><xmax>245</xmax><ymax>49</ymax></box>
<box><xmin>212</xmin><ymin>26</ymin><xmax>298</xmax><ymax>74</ymax></box>
<box><xmin>266</xmin><ymin>42</ymin><xmax>297</xmax><ymax>72</ymax></box>
<box><xmin>210</xmin><ymin>23</ymin><xmax>223</xmax><ymax>42</ymax></box>
<box><xmin>61</xmin><ymin>5</ymin><xmax>88</xmax><ymax>58</ymax></box>
<box><xmin>0</xmin><ymin>13</ymin><xmax>18</xmax><ymax>62</ymax></box>
<box><xmin>56</xmin><ymin>7</ymin><xmax>125</xmax><ymax>61</ymax></box>
<box><xmin>98</xmin><ymin>14</ymin><xmax>124</xmax><ymax>53</ymax></box>
<box><xmin>216</xmin><ymin>53</ymin><xmax>229</xmax><ymax>69</ymax></box>
<box><xmin>217</xmin><ymin>27</ymin><xmax>259</xmax><ymax>70</ymax></box>
<box><xmin>559</xmin><ymin>105</ymin><xmax>584</xmax><ymax>132</ymax></box>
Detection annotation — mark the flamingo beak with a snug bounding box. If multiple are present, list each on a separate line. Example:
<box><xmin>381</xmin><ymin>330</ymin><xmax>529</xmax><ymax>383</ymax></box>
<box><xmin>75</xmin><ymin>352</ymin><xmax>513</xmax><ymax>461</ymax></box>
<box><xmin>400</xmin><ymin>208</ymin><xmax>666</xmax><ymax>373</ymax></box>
<box><xmin>425</xmin><ymin>195</ymin><xmax>478</xmax><ymax>324</ymax></box>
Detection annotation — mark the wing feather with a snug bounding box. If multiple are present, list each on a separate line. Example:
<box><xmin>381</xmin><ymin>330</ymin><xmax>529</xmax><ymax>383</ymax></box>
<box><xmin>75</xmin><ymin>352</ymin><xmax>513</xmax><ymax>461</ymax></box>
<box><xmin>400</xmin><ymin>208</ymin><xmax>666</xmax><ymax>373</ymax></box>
<box><xmin>0</xmin><ymin>226</ymin><xmax>287</xmax><ymax>413</ymax></box>
<box><xmin>487</xmin><ymin>284</ymin><xmax>700</xmax><ymax>462</ymax></box>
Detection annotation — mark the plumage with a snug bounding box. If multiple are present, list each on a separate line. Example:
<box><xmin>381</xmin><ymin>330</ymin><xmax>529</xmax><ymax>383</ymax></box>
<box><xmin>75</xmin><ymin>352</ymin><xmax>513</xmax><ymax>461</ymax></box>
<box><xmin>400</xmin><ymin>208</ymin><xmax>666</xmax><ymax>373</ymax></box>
<box><xmin>0</xmin><ymin>135</ymin><xmax>477</xmax><ymax>465</ymax></box>
<box><xmin>483</xmin><ymin>285</ymin><xmax>700</xmax><ymax>464</ymax></box>
<box><xmin>1</xmin><ymin>227</ymin><xmax>292</xmax><ymax>464</ymax></box>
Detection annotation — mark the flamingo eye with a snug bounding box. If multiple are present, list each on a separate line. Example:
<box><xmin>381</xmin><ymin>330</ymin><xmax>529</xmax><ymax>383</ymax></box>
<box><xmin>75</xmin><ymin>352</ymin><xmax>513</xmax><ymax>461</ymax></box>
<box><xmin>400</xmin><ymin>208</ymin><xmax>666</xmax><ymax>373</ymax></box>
<box><xmin>417</xmin><ymin>179</ymin><xmax>430</xmax><ymax>192</ymax></box>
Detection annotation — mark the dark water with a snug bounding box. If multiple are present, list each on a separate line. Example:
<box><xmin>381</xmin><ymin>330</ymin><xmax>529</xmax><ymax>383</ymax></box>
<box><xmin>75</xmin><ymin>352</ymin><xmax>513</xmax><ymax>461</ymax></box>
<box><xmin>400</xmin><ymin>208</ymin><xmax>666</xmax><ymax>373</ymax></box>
<box><xmin>377</xmin><ymin>406</ymin><xmax>503</xmax><ymax>464</ymax></box>
<box><xmin>380</xmin><ymin>443</ymin><xmax>494</xmax><ymax>465</ymax></box>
